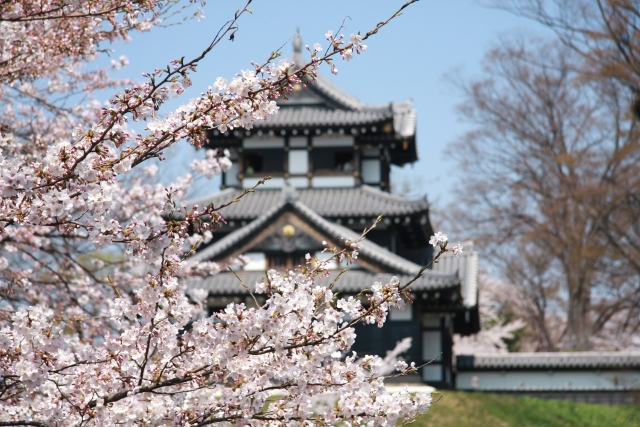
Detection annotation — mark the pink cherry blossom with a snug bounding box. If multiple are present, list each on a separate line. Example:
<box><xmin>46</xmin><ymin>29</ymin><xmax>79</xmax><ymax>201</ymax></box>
<box><xmin>451</xmin><ymin>242</ymin><xmax>464</xmax><ymax>257</ymax></box>
<box><xmin>429</xmin><ymin>231</ymin><xmax>448</xmax><ymax>247</ymax></box>
<box><xmin>0</xmin><ymin>1</ymin><xmax>433</xmax><ymax>426</ymax></box>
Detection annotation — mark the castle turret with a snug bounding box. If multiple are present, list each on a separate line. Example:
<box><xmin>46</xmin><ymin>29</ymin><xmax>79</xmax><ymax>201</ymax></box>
<box><xmin>187</xmin><ymin>35</ymin><xmax>479</xmax><ymax>390</ymax></box>
<box><xmin>206</xmin><ymin>35</ymin><xmax>417</xmax><ymax>192</ymax></box>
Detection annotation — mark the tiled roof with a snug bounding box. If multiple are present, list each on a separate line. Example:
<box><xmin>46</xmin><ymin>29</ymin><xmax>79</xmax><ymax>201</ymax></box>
<box><xmin>432</xmin><ymin>241</ymin><xmax>478</xmax><ymax>307</ymax></box>
<box><xmin>184</xmin><ymin>186</ymin><xmax>479</xmax><ymax>307</ymax></box>
<box><xmin>251</xmin><ymin>107</ymin><xmax>391</xmax><ymax>129</ymax></box>
<box><xmin>188</xmin><ymin>200</ymin><xmax>283</xmax><ymax>263</ymax></box>
<box><xmin>392</xmin><ymin>100</ymin><xmax>417</xmax><ymax>139</ymax></box>
<box><xmin>292</xmin><ymin>200</ymin><xmax>422</xmax><ymax>275</ymax></box>
<box><xmin>185</xmin><ymin>269</ymin><xmax>460</xmax><ymax>295</ymax></box>
<box><xmin>310</xmin><ymin>72</ymin><xmax>371</xmax><ymax>111</ymax></box>
<box><xmin>285</xmin><ymin>52</ymin><xmax>417</xmax><ymax>139</ymax></box>
<box><xmin>189</xmin><ymin>197</ymin><xmax>424</xmax><ymax>276</ymax></box>
<box><xmin>185</xmin><ymin>185</ymin><xmax>429</xmax><ymax>221</ymax></box>
<box><xmin>456</xmin><ymin>352</ymin><xmax>640</xmax><ymax>370</ymax></box>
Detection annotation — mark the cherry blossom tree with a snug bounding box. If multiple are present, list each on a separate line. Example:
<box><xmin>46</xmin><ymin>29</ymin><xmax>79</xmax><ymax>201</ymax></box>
<box><xmin>0</xmin><ymin>1</ymin><xmax>460</xmax><ymax>425</ymax></box>
<box><xmin>453</xmin><ymin>274</ymin><xmax>527</xmax><ymax>354</ymax></box>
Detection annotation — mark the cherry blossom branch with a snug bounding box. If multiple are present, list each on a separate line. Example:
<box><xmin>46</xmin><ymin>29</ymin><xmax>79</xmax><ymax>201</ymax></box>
<box><xmin>0</xmin><ymin>2</ymin><xmax>438</xmax><ymax>426</ymax></box>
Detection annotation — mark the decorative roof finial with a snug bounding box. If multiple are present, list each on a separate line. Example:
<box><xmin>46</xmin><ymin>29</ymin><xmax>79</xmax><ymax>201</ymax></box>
<box><xmin>293</xmin><ymin>29</ymin><xmax>302</xmax><ymax>53</ymax></box>
<box><xmin>281</xmin><ymin>180</ymin><xmax>299</xmax><ymax>203</ymax></box>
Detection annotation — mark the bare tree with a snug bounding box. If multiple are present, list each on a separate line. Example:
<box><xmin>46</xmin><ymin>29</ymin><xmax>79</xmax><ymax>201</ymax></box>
<box><xmin>493</xmin><ymin>0</ymin><xmax>640</xmax><ymax>350</ymax></box>
<box><xmin>448</xmin><ymin>37</ymin><xmax>640</xmax><ymax>350</ymax></box>
<box><xmin>496</xmin><ymin>1</ymin><xmax>640</xmax><ymax>99</ymax></box>
<box><xmin>502</xmin><ymin>243</ymin><xmax>564</xmax><ymax>351</ymax></box>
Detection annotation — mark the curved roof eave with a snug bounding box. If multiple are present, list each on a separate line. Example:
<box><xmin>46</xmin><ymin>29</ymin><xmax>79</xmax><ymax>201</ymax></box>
<box><xmin>187</xmin><ymin>197</ymin><xmax>428</xmax><ymax>276</ymax></box>
<box><xmin>183</xmin><ymin>185</ymin><xmax>430</xmax><ymax>221</ymax></box>
<box><xmin>185</xmin><ymin>270</ymin><xmax>461</xmax><ymax>298</ymax></box>
<box><xmin>308</xmin><ymin>71</ymin><xmax>413</xmax><ymax>115</ymax></box>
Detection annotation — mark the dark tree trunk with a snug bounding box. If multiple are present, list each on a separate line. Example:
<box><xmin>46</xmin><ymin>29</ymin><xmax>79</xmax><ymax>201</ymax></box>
<box><xmin>566</xmin><ymin>280</ymin><xmax>591</xmax><ymax>350</ymax></box>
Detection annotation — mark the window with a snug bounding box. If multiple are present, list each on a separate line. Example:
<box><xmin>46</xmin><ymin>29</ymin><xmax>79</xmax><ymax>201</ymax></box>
<box><xmin>312</xmin><ymin>148</ymin><xmax>354</xmax><ymax>172</ymax></box>
<box><xmin>422</xmin><ymin>330</ymin><xmax>442</xmax><ymax>362</ymax></box>
<box><xmin>335</xmin><ymin>151</ymin><xmax>355</xmax><ymax>172</ymax></box>
<box><xmin>243</xmin><ymin>150</ymin><xmax>284</xmax><ymax>174</ymax></box>
<box><xmin>244</xmin><ymin>153</ymin><xmax>263</xmax><ymax>174</ymax></box>
<box><xmin>421</xmin><ymin>314</ymin><xmax>444</xmax><ymax>383</ymax></box>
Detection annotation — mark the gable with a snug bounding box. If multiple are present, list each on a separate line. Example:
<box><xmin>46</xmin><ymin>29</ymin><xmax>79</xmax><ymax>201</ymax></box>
<box><xmin>189</xmin><ymin>199</ymin><xmax>424</xmax><ymax>275</ymax></box>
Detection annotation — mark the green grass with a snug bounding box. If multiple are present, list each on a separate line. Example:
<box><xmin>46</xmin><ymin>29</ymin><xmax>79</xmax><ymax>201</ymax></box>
<box><xmin>413</xmin><ymin>391</ymin><xmax>640</xmax><ymax>427</ymax></box>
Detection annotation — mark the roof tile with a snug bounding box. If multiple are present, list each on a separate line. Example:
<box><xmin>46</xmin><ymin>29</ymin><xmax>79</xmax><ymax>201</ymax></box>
<box><xmin>186</xmin><ymin>186</ymin><xmax>429</xmax><ymax>220</ymax></box>
<box><xmin>457</xmin><ymin>352</ymin><xmax>640</xmax><ymax>369</ymax></box>
<box><xmin>189</xmin><ymin>197</ymin><xmax>424</xmax><ymax>276</ymax></box>
<box><xmin>185</xmin><ymin>270</ymin><xmax>459</xmax><ymax>296</ymax></box>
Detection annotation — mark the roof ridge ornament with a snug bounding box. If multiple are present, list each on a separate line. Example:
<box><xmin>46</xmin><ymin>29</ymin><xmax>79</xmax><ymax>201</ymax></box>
<box><xmin>293</xmin><ymin>30</ymin><xmax>302</xmax><ymax>53</ymax></box>
<box><xmin>292</xmin><ymin>30</ymin><xmax>305</xmax><ymax>71</ymax></box>
<box><xmin>281</xmin><ymin>180</ymin><xmax>299</xmax><ymax>203</ymax></box>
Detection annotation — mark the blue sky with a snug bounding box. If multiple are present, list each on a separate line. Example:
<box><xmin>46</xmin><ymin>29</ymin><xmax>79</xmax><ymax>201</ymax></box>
<box><xmin>98</xmin><ymin>0</ymin><xmax>547</xmax><ymax>207</ymax></box>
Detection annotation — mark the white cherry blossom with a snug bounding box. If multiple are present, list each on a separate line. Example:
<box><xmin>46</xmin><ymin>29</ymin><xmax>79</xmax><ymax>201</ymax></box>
<box><xmin>0</xmin><ymin>1</ymin><xmax>430</xmax><ymax>426</ymax></box>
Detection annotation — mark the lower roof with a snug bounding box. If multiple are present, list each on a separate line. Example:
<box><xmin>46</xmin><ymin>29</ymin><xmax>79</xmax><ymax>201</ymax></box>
<box><xmin>185</xmin><ymin>269</ymin><xmax>460</xmax><ymax>296</ymax></box>
<box><xmin>188</xmin><ymin>198</ymin><xmax>426</xmax><ymax>276</ymax></box>
<box><xmin>457</xmin><ymin>352</ymin><xmax>640</xmax><ymax>370</ymax></box>
<box><xmin>186</xmin><ymin>186</ymin><xmax>478</xmax><ymax>308</ymax></box>
<box><xmin>185</xmin><ymin>185</ymin><xmax>429</xmax><ymax>221</ymax></box>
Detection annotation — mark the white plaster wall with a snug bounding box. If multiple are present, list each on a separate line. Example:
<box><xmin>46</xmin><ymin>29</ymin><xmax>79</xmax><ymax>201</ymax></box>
<box><xmin>311</xmin><ymin>176</ymin><xmax>355</xmax><ymax>188</ymax></box>
<box><xmin>287</xmin><ymin>177</ymin><xmax>308</xmax><ymax>188</ymax></box>
<box><xmin>457</xmin><ymin>370</ymin><xmax>640</xmax><ymax>391</ymax></box>
<box><xmin>312</xmin><ymin>135</ymin><xmax>354</xmax><ymax>147</ymax></box>
<box><xmin>243</xmin><ymin>137</ymin><xmax>284</xmax><ymax>148</ymax></box>
<box><xmin>242</xmin><ymin>177</ymin><xmax>284</xmax><ymax>189</ymax></box>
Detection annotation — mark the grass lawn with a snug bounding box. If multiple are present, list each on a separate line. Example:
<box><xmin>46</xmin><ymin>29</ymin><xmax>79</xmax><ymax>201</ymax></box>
<box><xmin>413</xmin><ymin>391</ymin><xmax>640</xmax><ymax>427</ymax></box>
